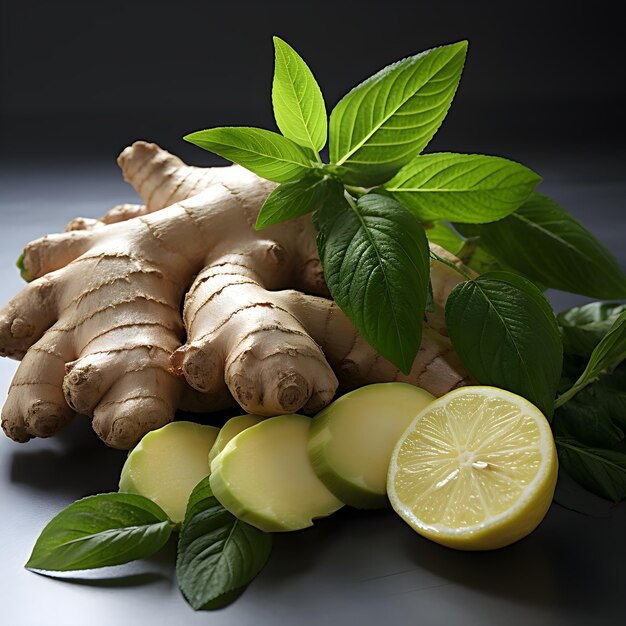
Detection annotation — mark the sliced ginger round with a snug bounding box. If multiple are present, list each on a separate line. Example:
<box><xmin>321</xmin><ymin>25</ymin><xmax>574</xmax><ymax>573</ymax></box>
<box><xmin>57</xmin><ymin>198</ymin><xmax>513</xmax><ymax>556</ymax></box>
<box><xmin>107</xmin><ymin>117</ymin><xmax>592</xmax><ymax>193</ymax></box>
<box><xmin>387</xmin><ymin>386</ymin><xmax>558</xmax><ymax>550</ymax></box>
<box><xmin>210</xmin><ymin>414</ymin><xmax>343</xmax><ymax>532</ymax></box>
<box><xmin>308</xmin><ymin>383</ymin><xmax>434</xmax><ymax>508</ymax></box>
<box><xmin>208</xmin><ymin>414</ymin><xmax>265</xmax><ymax>467</ymax></box>
<box><xmin>119</xmin><ymin>421</ymin><xmax>219</xmax><ymax>523</ymax></box>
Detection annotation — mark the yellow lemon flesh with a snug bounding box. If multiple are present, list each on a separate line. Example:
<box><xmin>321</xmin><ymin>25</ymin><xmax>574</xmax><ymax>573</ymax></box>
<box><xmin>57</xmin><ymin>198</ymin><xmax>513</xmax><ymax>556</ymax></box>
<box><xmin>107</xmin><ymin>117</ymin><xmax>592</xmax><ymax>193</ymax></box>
<box><xmin>387</xmin><ymin>386</ymin><xmax>558</xmax><ymax>550</ymax></box>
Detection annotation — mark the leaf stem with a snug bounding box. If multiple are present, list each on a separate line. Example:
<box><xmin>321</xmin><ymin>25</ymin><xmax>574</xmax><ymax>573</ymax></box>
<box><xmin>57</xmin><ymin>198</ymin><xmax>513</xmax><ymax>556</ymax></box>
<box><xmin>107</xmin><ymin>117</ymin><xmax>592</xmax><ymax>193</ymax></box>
<box><xmin>429</xmin><ymin>249</ymin><xmax>473</xmax><ymax>281</ymax></box>
<box><xmin>344</xmin><ymin>184</ymin><xmax>369</xmax><ymax>197</ymax></box>
<box><xmin>343</xmin><ymin>189</ymin><xmax>359</xmax><ymax>210</ymax></box>
<box><xmin>554</xmin><ymin>376</ymin><xmax>595</xmax><ymax>409</ymax></box>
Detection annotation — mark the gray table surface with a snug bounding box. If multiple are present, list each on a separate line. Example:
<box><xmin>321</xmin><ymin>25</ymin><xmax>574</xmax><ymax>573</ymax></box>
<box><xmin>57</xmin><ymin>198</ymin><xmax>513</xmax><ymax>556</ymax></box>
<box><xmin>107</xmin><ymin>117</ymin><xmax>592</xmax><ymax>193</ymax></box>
<box><xmin>0</xmin><ymin>151</ymin><xmax>625</xmax><ymax>626</ymax></box>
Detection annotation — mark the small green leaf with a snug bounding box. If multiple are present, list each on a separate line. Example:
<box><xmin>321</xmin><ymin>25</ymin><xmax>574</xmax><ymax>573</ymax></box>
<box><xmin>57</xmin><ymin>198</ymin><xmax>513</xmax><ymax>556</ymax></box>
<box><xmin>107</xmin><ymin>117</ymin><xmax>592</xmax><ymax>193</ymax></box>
<box><xmin>272</xmin><ymin>36</ymin><xmax>327</xmax><ymax>152</ymax></box>
<box><xmin>26</xmin><ymin>493</ymin><xmax>173</xmax><ymax>571</ymax></box>
<box><xmin>424</xmin><ymin>223</ymin><xmax>507</xmax><ymax>275</ymax></box>
<box><xmin>315</xmin><ymin>192</ymin><xmax>430</xmax><ymax>374</ymax></box>
<box><xmin>384</xmin><ymin>153</ymin><xmax>540</xmax><ymax>223</ymax></box>
<box><xmin>423</xmin><ymin>221</ymin><xmax>464</xmax><ymax>255</ymax></box>
<box><xmin>330</xmin><ymin>41</ymin><xmax>467</xmax><ymax>186</ymax></box>
<box><xmin>455</xmin><ymin>193</ymin><xmax>626</xmax><ymax>298</ymax></box>
<box><xmin>176</xmin><ymin>478</ymin><xmax>272</xmax><ymax>611</ymax></box>
<box><xmin>558</xmin><ymin>302</ymin><xmax>626</xmax><ymax>358</ymax></box>
<box><xmin>556</xmin><ymin>437</ymin><xmax>626</xmax><ymax>502</ymax></box>
<box><xmin>256</xmin><ymin>174</ymin><xmax>342</xmax><ymax>230</ymax></box>
<box><xmin>445</xmin><ymin>271</ymin><xmax>563</xmax><ymax>417</ymax></box>
<box><xmin>570</xmin><ymin>310</ymin><xmax>626</xmax><ymax>390</ymax></box>
<box><xmin>184</xmin><ymin>127</ymin><xmax>315</xmax><ymax>183</ymax></box>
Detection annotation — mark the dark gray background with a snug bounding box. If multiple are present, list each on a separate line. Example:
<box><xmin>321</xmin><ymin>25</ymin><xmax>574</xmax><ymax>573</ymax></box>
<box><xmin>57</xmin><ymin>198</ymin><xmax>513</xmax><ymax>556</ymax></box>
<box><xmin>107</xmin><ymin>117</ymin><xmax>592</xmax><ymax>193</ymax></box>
<box><xmin>1</xmin><ymin>0</ymin><xmax>625</xmax><ymax>163</ymax></box>
<box><xmin>0</xmin><ymin>1</ymin><xmax>625</xmax><ymax>624</ymax></box>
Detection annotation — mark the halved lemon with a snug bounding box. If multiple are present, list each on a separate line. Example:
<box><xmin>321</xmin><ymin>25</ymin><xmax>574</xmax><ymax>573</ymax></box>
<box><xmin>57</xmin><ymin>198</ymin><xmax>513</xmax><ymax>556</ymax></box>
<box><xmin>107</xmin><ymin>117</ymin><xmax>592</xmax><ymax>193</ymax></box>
<box><xmin>387</xmin><ymin>386</ymin><xmax>557</xmax><ymax>550</ymax></box>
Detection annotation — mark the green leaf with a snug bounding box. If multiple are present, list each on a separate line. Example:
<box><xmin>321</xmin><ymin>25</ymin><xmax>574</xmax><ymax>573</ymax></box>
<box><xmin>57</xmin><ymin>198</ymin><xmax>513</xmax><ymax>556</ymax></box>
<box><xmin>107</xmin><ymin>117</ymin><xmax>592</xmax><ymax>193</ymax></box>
<box><xmin>256</xmin><ymin>174</ymin><xmax>342</xmax><ymax>229</ymax></box>
<box><xmin>424</xmin><ymin>223</ymin><xmax>508</xmax><ymax>275</ymax></box>
<box><xmin>315</xmin><ymin>192</ymin><xmax>430</xmax><ymax>374</ymax></box>
<box><xmin>556</xmin><ymin>437</ymin><xmax>626</xmax><ymax>502</ymax></box>
<box><xmin>272</xmin><ymin>36</ymin><xmax>327</xmax><ymax>152</ymax></box>
<box><xmin>423</xmin><ymin>221</ymin><xmax>464</xmax><ymax>255</ymax></box>
<box><xmin>184</xmin><ymin>127</ymin><xmax>315</xmax><ymax>183</ymax></box>
<box><xmin>26</xmin><ymin>493</ymin><xmax>173</xmax><ymax>571</ymax></box>
<box><xmin>455</xmin><ymin>193</ymin><xmax>626</xmax><ymax>298</ymax></box>
<box><xmin>383</xmin><ymin>153</ymin><xmax>541</xmax><ymax>223</ymax></box>
<box><xmin>329</xmin><ymin>41</ymin><xmax>467</xmax><ymax>186</ymax></box>
<box><xmin>554</xmin><ymin>368</ymin><xmax>625</xmax><ymax>448</ymax></box>
<box><xmin>571</xmin><ymin>310</ymin><xmax>626</xmax><ymax>388</ymax></box>
<box><xmin>558</xmin><ymin>302</ymin><xmax>626</xmax><ymax>358</ymax></box>
<box><xmin>445</xmin><ymin>271</ymin><xmax>563</xmax><ymax>417</ymax></box>
<box><xmin>177</xmin><ymin>478</ymin><xmax>272</xmax><ymax>610</ymax></box>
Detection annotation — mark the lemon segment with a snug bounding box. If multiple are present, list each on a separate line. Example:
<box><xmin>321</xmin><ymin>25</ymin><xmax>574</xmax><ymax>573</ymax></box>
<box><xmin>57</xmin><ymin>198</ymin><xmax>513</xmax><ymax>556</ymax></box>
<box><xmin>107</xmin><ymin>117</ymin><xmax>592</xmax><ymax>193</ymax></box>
<box><xmin>387</xmin><ymin>386</ymin><xmax>557</xmax><ymax>550</ymax></box>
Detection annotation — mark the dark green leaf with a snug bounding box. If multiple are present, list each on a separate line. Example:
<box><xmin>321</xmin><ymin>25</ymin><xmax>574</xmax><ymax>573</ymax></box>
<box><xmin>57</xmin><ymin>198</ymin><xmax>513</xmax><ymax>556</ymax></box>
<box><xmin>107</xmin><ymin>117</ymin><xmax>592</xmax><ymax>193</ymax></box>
<box><xmin>445</xmin><ymin>271</ymin><xmax>562</xmax><ymax>417</ymax></box>
<box><xmin>329</xmin><ymin>41</ymin><xmax>467</xmax><ymax>186</ymax></box>
<box><xmin>553</xmin><ymin>374</ymin><xmax>625</xmax><ymax>448</ymax></box>
<box><xmin>184</xmin><ymin>127</ymin><xmax>315</xmax><ymax>183</ymax></box>
<box><xmin>272</xmin><ymin>36</ymin><xmax>327</xmax><ymax>152</ymax></box>
<box><xmin>315</xmin><ymin>192</ymin><xmax>430</xmax><ymax>374</ymax></box>
<box><xmin>26</xmin><ymin>493</ymin><xmax>173</xmax><ymax>571</ymax></box>
<box><xmin>384</xmin><ymin>153</ymin><xmax>540</xmax><ymax>223</ymax></box>
<box><xmin>176</xmin><ymin>478</ymin><xmax>272</xmax><ymax>611</ymax></box>
<box><xmin>556</xmin><ymin>437</ymin><xmax>626</xmax><ymax>502</ymax></box>
<box><xmin>455</xmin><ymin>193</ymin><xmax>626</xmax><ymax>299</ymax></box>
<box><xmin>558</xmin><ymin>302</ymin><xmax>626</xmax><ymax>358</ymax></box>
<box><xmin>256</xmin><ymin>174</ymin><xmax>342</xmax><ymax>229</ymax></box>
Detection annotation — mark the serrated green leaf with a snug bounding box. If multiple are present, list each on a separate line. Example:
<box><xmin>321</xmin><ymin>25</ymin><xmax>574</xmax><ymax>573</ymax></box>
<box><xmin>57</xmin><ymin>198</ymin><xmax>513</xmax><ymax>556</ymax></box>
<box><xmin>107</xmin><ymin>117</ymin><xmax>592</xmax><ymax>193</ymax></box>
<box><xmin>445</xmin><ymin>271</ymin><xmax>562</xmax><ymax>417</ymax></box>
<box><xmin>556</xmin><ymin>437</ymin><xmax>626</xmax><ymax>502</ymax></box>
<box><xmin>384</xmin><ymin>153</ymin><xmax>540</xmax><ymax>223</ymax></box>
<box><xmin>184</xmin><ymin>127</ymin><xmax>315</xmax><ymax>183</ymax></box>
<box><xmin>455</xmin><ymin>193</ymin><xmax>626</xmax><ymax>298</ymax></box>
<box><xmin>272</xmin><ymin>37</ymin><xmax>327</xmax><ymax>152</ymax></box>
<box><xmin>558</xmin><ymin>302</ymin><xmax>626</xmax><ymax>358</ymax></box>
<box><xmin>329</xmin><ymin>41</ymin><xmax>467</xmax><ymax>186</ymax></box>
<box><xmin>176</xmin><ymin>478</ymin><xmax>272</xmax><ymax>611</ymax></box>
<box><xmin>315</xmin><ymin>192</ymin><xmax>430</xmax><ymax>374</ymax></box>
<box><xmin>26</xmin><ymin>493</ymin><xmax>173</xmax><ymax>571</ymax></box>
<box><xmin>256</xmin><ymin>174</ymin><xmax>342</xmax><ymax>229</ymax></box>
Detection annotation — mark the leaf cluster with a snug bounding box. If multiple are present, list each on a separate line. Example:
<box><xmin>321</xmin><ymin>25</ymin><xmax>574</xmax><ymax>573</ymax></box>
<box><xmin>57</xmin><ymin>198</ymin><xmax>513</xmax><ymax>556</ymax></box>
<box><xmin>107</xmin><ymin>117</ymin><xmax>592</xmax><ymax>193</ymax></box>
<box><xmin>551</xmin><ymin>303</ymin><xmax>626</xmax><ymax>501</ymax></box>
<box><xmin>184</xmin><ymin>37</ymin><xmax>626</xmax><ymax>501</ymax></box>
<box><xmin>26</xmin><ymin>480</ymin><xmax>272</xmax><ymax>611</ymax></box>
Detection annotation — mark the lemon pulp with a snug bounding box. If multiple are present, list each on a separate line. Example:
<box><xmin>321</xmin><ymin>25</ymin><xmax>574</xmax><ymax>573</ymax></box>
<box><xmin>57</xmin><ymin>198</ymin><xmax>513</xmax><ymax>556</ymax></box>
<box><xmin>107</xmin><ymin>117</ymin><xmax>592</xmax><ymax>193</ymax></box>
<box><xmin>387</xmin><ymin>386</ymin><xmax>557</xmax><ymax>550</ymax></box>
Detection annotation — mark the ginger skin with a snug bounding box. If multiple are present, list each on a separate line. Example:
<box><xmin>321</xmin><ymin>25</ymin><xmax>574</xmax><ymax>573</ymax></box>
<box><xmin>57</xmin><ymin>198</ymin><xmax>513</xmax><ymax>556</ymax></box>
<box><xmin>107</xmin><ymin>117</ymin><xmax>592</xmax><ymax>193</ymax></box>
<box><xmin>0</xmin><ymin>142</ymin><xmax>471</xmax><ymax>449</ymax></box>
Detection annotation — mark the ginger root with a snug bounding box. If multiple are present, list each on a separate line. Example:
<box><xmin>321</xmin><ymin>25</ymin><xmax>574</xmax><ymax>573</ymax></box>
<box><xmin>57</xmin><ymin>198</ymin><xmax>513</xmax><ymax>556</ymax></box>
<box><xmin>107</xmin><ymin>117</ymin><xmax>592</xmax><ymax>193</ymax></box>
<box><xmin>0</xmin><ymin>142</ymin><xmax>471</xmax><ymax>449</ymax></box>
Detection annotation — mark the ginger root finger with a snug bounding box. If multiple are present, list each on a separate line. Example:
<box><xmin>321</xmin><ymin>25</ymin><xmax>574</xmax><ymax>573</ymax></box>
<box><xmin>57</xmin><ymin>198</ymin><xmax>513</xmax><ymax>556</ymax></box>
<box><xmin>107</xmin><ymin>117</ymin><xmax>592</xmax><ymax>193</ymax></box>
<box><xmin>65</xmin><ymin>204</ymin><xmax>148</xmax><ymax>232</ymax></box>
<box><xmin>175</xmin><ymin>253</ymin><xmax>338</xmax><ymax>416</ymax></box>
<box><xmin>0</xmin><ymin>274</ymin><xmax>61</xmax><ymax>360</ymax></box>
<box><xmin>1</xmin><ymin>333</ymin><xmax>75</xmax><ymax>442</ymax></box>
<box><xmin>20</xmin><ymin>230</ymin><xmax>97</xmax><ymax>281</ymax></box>
<box><xmin>91</xmin><ymin>367</ymin><xmax>181</xmax><ymax>450</ymax></box>
<box><xmin>276</xmin><ymin>290</ymin><xmax>472</xmax><ymax>396</ymax></box>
